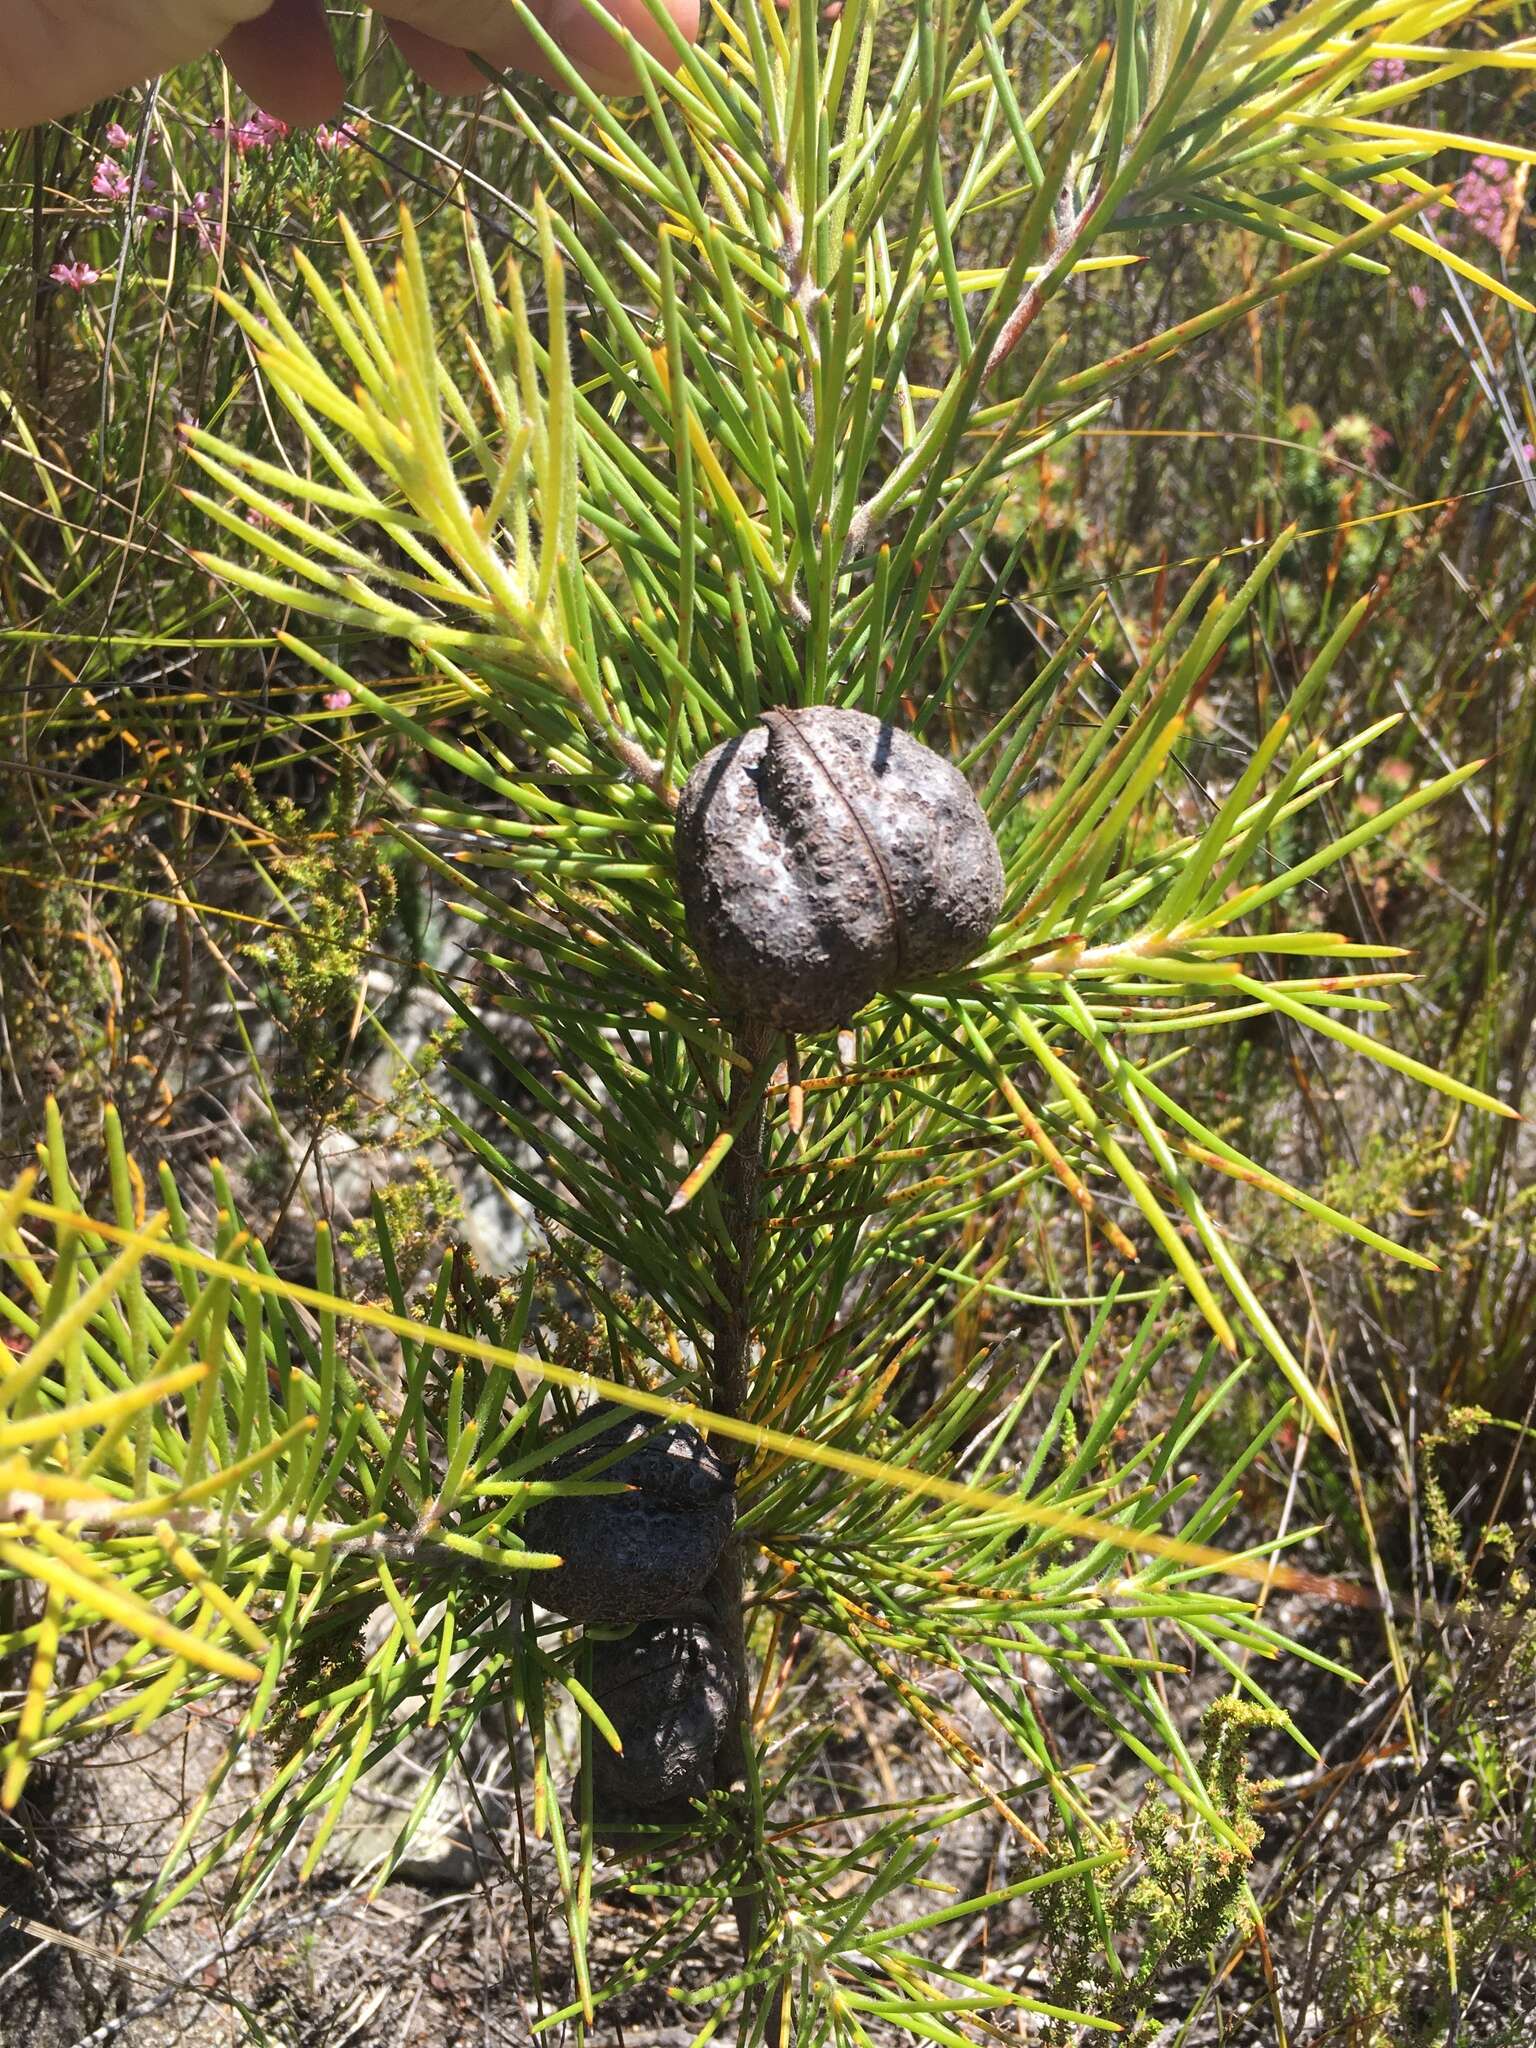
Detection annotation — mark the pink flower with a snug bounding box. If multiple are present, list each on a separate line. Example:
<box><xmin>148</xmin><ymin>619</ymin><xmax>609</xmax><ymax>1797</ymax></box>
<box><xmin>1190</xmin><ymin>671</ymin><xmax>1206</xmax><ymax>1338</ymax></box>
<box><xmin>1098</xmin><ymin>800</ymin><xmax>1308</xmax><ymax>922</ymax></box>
<box><xmin>211</xmin><ymin>108</ymin><xmax>287</xmax><ymax>153</ymax></box>
<box><xmin>1366</xmin><ymin>57</ymin><xmax>1407</xmax><ymax>87</ymax></box>
<box><xmin>1408</xmin><ymin>283</ymin><xmax>1428</xmax><ymax>311</ymax></box>
<box><xmin>91</xmin><ymin>155</ymin><xmax>131</xmax><ymax>200</ymax></box>
<box><xmin>1451</xmin><ymin>161</ymin><xmax>1512</xmax><ymax>247</ymax></box>
<box><xmin>105</xmin><ymin>117</ymin><xmax>162</xmax><ymax>149</ymax></box>
<box><xmin>178</xmin><ymin>188</ymin><xmax>227</xmax><ymax>255</ymax></box>
<box><xmin>216</xmin><ymin>106</ymin><xmax>291</xmax><ymax>155</ymax></box>
<box><xmin>50</xmin><ymin>260</ymin><xmax>100</xmax><ymax>290</ymax></box>
<box><xmin>322</xmin><ymin>689</ymin><xmax>353</xmax><ymax>711</ymax></box>
<box><xmin>315</xmin><ymin>121</ymin><xmax>361</xmax><ymax>154</ymax></box>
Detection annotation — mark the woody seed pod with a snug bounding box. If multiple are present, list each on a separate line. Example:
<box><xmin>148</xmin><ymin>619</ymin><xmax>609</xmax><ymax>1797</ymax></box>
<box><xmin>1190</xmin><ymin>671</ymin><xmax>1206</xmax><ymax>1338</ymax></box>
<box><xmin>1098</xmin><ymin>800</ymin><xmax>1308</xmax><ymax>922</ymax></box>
<box><xmin>675</xmin><ymin>706</ymin><xmax>1004</xmax><ymax>1032</ymax></box>
<box><xmin>586</xmin><ymin>1614</ymin><xmax>737</xmax><ymax>1814</ymax></box>
<box><xmin>520</xmin><ymin>1404</ymin><xmax>735</xmax><ymax>1623</ymax></box>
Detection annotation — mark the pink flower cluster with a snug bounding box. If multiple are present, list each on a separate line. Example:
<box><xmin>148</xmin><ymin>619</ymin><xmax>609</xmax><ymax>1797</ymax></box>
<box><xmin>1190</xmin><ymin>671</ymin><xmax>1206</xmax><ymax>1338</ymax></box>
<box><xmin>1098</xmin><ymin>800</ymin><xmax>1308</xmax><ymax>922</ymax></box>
<box><xmin>91</xmin><ymin>156</ymin><xmax>161</xmax><ymax>205</ymax></box>
<box><xmin>210</xmin><ymin>107</ymin><xmax>290</xmax><ymax>154</ymax></box>
<box><xmin>1453</xmin><ymin>155</ymin><xmax>1514</xmax><ymax>248</ymax></box>
<box><xmin>135</xmin><ymin>185</ymin><xmax>227</xmax><ymax>253</ymax></box>
<box><xmin>71</xmin><ymin>102</ymin><xmax>364</xmax><ymax>290</ymax></box>
<box><xmin>90</xmin><ymin>155</ymin><xmax>132</xmax><ymax>200</ymax></box>
<box><xmin>1366</xmin><ymin>56</ymin><xmax>1407</xmax><ymax>88</ymax></box>
<box><xmin>1379</xmin><ymin>152</ymin><xmax>1520</xmax><ymax>290</ymax></box>
<box><xmin>177</xmin><ymin>189</ymin><xmax>227</xmax><ymax>254</ymax></box>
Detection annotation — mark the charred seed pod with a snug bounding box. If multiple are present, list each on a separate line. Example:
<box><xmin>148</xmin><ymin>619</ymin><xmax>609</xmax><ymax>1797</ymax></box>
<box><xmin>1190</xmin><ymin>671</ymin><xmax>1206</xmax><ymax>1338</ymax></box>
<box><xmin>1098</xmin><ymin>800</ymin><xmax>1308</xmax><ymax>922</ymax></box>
<box><xmin>587</xmin><ymin>1615</ymin><xmax>737</xmax><ymax>1813</ymax></box>
<box><xmin>520</xmin><ymin>1404</ymin><xmax>735</xmax><ymax>1624</ymax></box>
<box><xmin>675</xmin><ymin>705</ymin><xmax>1005</xmax><ymax>1033</ymax></box>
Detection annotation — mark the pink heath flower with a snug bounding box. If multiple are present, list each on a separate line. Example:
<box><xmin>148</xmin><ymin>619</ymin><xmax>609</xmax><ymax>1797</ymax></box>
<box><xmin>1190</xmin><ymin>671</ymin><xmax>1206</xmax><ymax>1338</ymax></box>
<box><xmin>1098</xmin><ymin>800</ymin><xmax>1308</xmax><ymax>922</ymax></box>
<box><xmin>210</xmin><ymin>109</ymin><xmax>286</xmax><ymax>151</ymax></box>
<box><xmin>1366</xmin><ymin>57</ymin><xmax>1407</xmax><ymax>87</ymax></box>
<box><xmin>215</xmin><ymin>106</ymin><xmax>290</xmax><ymax>155</ymax></box>
<box><xmin>51</xmin><ymin>260</ymin><xmax>100</xmax><ymax>290</ymax></box>
<box><xmin>1452</xmin><ymin>160</ymin><xmax>1513</xmax><ymax>247</ymax></box>
<box><xmin>315</xmin><ymin>121</ymin><xmax>361</xmax><ymax>154</ymax></box>
<box><xmin>322</xmin><ymin>690</ymin><xmax>353</xmax><ymax>711</ymax></box>
<box><xmin>177</xmin><ymin>188</ymin><xmax>227</xmax><ymax>255</ymax></box>
<box><xmin>185</xmin><ymin>216</ymin><xmax>225</xmax><ymax>255</ymax></box>
<box><xmin>91</xmin><ymin>155</ymin><xmax>131</xmax><ymax>200</ymax></box>
<box><xmin>105</xmin><ymin>117</ymin><xmax>161</xmax><ymax>149</ymax></box>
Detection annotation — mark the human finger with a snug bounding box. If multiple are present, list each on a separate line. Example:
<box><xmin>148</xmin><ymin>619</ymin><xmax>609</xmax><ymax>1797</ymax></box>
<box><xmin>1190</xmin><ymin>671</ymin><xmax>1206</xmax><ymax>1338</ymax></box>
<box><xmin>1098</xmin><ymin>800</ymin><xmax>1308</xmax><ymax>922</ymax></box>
<box><xmin>0</xmin><ymin>0</ymin><xmax>267</xmax><ymax>128</ymax></box>
<box><xmin>219</xmin><ymin>0</ymin><xmax>345</xmax><ymax>124</ymax></box>
<box><xmin>544</xmin><ymin>0</ymin><xmax>697</xmax><ymax>91</ymax></box>
<box><xmin>379</xmin><ymin>19</ymin><xmax>497</xmax><ymax>94</ymax></box>
<box><xmin>377</xmin><ymin>0</ymin><xmax>698</xmax><ymax>95</ymax></box>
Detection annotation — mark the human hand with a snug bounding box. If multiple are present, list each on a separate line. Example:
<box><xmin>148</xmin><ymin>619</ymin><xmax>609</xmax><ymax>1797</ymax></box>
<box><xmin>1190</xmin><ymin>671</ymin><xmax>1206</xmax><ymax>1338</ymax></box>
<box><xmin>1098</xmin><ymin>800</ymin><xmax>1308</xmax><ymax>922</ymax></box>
<box><xmin>0</xmin><ymin>0</ymin><xmax>697</xmax><ymax>130</ymax></box>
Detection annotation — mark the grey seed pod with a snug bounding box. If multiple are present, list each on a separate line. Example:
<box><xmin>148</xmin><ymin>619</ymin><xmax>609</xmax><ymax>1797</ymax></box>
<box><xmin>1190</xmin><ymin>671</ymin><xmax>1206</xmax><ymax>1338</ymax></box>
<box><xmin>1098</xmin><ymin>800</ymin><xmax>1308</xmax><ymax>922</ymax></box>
<box><xmin>675</xmin><ymin>706</ymin><xmax>1004</xmax><ymax>1032</ymax></box>
<box><xmin>521</xmin><ymin>1404</ymin><xmax>735</xmax><ymax>1624</ymax></box>
<box><xmin>587</xmin><ymin>1615</ymin><xmax>737</xmax><ymax>1813</ymax></box>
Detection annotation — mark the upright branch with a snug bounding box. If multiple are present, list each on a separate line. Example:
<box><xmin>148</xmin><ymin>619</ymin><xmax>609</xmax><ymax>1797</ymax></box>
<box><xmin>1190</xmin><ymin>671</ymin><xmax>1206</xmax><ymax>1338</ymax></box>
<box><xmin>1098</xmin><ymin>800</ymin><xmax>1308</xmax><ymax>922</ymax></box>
<box><xmin>706</xmin><ymin>1019</ymin><xmax>776</xmax><ymax>1958</ymax></box>
<box><xmin>986</xmin><ymin>185</ymin><xmax>1105</xmax><ymax>381</ymax></box>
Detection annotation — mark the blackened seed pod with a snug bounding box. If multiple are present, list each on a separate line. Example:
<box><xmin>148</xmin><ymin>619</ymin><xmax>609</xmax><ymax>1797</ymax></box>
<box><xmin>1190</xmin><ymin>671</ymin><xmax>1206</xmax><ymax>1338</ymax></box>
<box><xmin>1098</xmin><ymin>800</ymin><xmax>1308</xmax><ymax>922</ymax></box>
<box><xmin>675</xmin><ymin>706</ymin><xmax>1005</xmax><ymax>1033</ymax></box>
<box><xmin>520</xmin><ymin>1404</ymin><xmax>735</xmax><ymax>1624</ymax></box>
<box><xmin>587</xmin><ymin>1615</ymin><xmax>737</xmax><ymax>1813</ymax></box>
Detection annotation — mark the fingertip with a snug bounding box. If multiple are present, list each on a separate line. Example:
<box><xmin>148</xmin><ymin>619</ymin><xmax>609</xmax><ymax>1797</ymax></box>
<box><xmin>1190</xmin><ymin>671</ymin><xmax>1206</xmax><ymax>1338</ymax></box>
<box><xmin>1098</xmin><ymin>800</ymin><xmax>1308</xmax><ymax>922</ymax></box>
<box><xmin>220</xmin><ymin>0</ymin><xmax>344</xmax><ymax>125</ymax></box>
<box><xmin>381</xmin><ymin>19</ymin><xmax>491</xmax><ymax>96</ymax></box>
<box><xmin>546</xmin><ymin>0</ymin><xmax>698</xmax><ymax>91</ymax></box>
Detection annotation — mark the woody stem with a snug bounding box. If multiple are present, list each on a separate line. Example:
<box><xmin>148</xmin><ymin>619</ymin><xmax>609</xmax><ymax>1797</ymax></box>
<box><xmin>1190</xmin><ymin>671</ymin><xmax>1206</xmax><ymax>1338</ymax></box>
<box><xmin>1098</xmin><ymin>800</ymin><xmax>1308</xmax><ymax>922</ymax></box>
<box><xmin>708</xmin><ymin>1017</ymin><xmax>775</xmax><ymax>1955</ymax></box>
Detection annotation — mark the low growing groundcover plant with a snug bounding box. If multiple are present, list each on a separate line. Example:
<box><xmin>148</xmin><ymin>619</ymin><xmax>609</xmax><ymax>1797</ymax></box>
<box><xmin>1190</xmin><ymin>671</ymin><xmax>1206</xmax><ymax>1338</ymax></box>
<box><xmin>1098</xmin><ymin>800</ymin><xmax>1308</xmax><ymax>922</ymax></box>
<box><xmin>2</xmin><ymin>0</ymin><xmax>1532</xmax><ymax>2036</ymax></box>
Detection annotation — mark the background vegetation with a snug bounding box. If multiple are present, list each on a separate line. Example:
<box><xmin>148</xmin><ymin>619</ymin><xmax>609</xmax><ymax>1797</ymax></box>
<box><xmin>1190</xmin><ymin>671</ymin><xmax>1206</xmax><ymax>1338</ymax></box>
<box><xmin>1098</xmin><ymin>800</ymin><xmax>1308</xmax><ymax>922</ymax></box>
<box><xmin>1</xmin><ymin>0</ymin><xmax>1533</xmax><ymax>2041</ymax></box>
